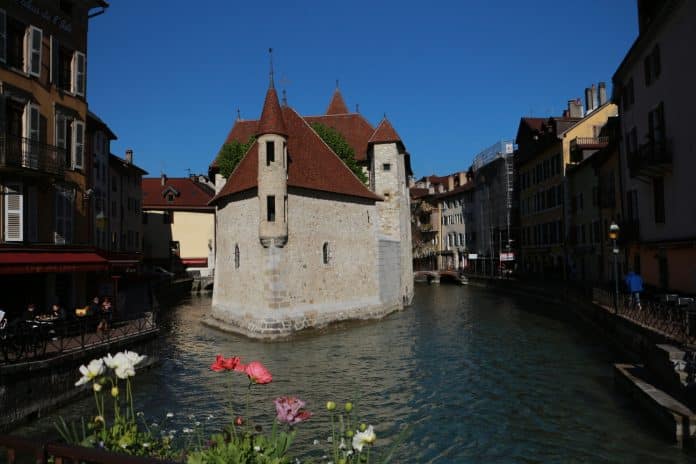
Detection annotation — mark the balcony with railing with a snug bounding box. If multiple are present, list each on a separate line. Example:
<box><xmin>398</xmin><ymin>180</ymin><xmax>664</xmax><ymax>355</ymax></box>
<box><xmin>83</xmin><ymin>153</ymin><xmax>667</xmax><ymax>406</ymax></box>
<box><xmin>628</xmin><ymin>139</ymin><xmax>672</xmax><ymax>178</ymax></box>
<box><xmin>0</xmin><ymin>134</ymin><xmax>66</xmax><ymax>178</ymax></box>
<box><xmin>569</xmin><ymin>136</ymin><xmax>609</xmax><ymax>163</ymax></box>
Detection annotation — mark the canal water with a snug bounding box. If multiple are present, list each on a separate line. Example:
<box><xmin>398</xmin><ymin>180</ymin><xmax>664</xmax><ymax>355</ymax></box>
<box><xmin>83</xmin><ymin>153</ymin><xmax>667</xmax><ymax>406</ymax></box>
<box><xmin>15</xmin><ymin>285</ymin><xmax>692</xmax><ymax>463</ymax></box>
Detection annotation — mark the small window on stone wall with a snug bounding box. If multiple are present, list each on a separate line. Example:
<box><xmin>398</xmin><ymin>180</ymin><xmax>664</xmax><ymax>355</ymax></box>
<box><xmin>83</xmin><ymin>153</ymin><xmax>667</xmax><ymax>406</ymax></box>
<box><xmin>234</xmin><ymin>244</ymin><xmax>240</xmax><ymax>269</ymax></box>
<box><xmin>322</xmin><ymin>242</ymin><xmax>331</xmax><ymax>265</ymax></box>
<box><xmin>383</xmin><ymin>163</ymin><xmax>391</xmax><ymax>171</ymax></box>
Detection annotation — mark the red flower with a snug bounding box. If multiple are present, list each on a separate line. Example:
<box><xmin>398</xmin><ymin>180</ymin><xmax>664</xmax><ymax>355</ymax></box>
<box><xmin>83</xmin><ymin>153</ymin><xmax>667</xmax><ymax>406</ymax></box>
<box><xmin>211</xmin><ymin>355</ymin><xmax>244</xmax><ymax>372</ymax></box>
<box><xmin>244</xmin><ymin>361</ymin><xmax>272</xmax><ymax>384</ymax></box>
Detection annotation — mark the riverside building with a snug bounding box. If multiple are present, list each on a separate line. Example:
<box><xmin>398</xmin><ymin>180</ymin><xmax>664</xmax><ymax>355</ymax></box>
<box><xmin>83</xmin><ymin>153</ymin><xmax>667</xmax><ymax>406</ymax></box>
<box><xmin>0</xmin><ymin>0</ymin><xmax>113</xmax><ymax>311</ymax></box>
<box><xmin>207</xmin><ymin>74</ymin><xmax>413</xmax><ymax>338</ymax></box>
<box><xmin>613</xmin><ymin>0</ymin><xmax>696</xmax><ymax>294</ymax></box>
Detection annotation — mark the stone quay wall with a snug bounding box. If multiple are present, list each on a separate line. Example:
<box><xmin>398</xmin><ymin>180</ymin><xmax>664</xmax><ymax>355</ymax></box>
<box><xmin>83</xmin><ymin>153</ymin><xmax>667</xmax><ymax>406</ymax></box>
<box><xmin>0</xmin><ymin>333</ymin><xmax>159</xmax><ymax>431</ymax></box>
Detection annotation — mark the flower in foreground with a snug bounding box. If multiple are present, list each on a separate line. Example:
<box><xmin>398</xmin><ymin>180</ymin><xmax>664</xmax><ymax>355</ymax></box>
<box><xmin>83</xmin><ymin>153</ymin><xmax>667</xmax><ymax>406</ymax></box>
<box><xmin>352</xmin><ymin>425</ymin><xmax>376</xmax><ymax>452</ymax></box>
<box><xmin>75</xmin><ymin>358</ymin><xmax>105</xmax><ymax>386</ymax></box>
<box><xmin>210</xmin><ymin>354</ymin><xmax>244</xmax><ymax>372</ymax></box>
<box><xmin>103</xmin><ymin>352</ymin><xmax>137</xmax><ymax>379</ymax></box>
<box><xmin>274</xmin><ymin>396</ymin><xmax>312</xmax><ymax>425</ymax></box>
<box><xmin>244</xmin><ymin>361</ymin><xmax>272</xmax><ymax>384</ymax></box>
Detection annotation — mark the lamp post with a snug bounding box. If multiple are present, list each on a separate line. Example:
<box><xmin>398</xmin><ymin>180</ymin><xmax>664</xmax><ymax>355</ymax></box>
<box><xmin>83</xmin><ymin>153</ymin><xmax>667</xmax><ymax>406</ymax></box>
<box><xmin>609</xmin><ymin>222</ymin><xmax>620</xmax><ymax>314</ymax></box>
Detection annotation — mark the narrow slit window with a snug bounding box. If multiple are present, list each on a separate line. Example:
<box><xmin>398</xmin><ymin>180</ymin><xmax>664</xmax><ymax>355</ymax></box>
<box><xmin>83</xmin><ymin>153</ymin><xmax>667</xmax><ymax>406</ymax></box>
<box><xmin>383</xmin><ymin>163</ymin><xmax>391</xmax><ymax>171</ymax></box>
<box><xmin>267</xmin><ymin>195</ymin><xmax>275</xmax><ymax>222</ymax></box>
<box><xmin>266</xmin><ymin>141</ymin><xmax>275</xmax><ymax>166</ymax></box>
<box><xmin>234</xmin><ymin>244</ymin><xmax>240</xmax><ymax>269</ymax></box>
<box><xmin>323</xmin><ymin>242</ymin><xmax>330</xmax><ymax>264</ymax></box>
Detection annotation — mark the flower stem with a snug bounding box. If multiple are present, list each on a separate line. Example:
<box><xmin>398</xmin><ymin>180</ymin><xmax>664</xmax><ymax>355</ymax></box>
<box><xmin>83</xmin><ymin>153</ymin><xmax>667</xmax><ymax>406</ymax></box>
<box><xmin>330</xmin><ymin>411</ymin><xmax>338</xmax><ymax>464</ymax></box>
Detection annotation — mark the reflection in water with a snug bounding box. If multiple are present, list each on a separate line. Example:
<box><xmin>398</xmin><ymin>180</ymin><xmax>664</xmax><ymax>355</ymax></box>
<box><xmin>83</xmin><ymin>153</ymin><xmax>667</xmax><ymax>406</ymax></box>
<box><xmin>16</xmin><ymin>286</ymin><xmax>693</xmax><ymax>463</ymax></box>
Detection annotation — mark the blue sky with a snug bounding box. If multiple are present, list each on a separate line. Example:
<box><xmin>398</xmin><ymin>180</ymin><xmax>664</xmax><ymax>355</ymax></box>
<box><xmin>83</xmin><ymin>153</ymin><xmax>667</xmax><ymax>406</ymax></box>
<box><xmin>86</xmin><ymin>0</ymin><xmax>637</xmax><ymax>179</ymax></box>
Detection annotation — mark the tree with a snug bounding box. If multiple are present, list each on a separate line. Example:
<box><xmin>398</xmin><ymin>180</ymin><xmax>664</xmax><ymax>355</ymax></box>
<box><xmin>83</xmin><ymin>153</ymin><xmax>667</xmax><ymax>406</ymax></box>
<box><xmin>217</xmin><ymin>136</ymin><xmax>256</xmax><ymax>178</ymax></box>
<box><xmin>310</xmin><ymin>122</ymin><xmax>368</xmax><ymax>185</ymax></box>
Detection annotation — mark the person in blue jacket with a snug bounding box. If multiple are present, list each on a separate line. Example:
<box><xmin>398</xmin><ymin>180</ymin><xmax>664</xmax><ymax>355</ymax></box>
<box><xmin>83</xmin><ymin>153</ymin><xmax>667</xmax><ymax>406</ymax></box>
<box><xmin>625</xmin><ymin>270</ymin><xmax>644</xmax><ymax>310</ymax></box>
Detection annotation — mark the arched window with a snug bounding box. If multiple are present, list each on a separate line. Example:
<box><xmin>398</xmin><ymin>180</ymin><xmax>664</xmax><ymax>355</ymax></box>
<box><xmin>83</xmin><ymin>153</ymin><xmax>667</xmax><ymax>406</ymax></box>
<box><xmin>234</xmin><ymin>244</ymin><xmax>240</xmax><ymax>269</ymax></box>
<box><xmin>322</xmin><ymin>242</ymin><xmax>330</xmax><ymax>264</ymax></box>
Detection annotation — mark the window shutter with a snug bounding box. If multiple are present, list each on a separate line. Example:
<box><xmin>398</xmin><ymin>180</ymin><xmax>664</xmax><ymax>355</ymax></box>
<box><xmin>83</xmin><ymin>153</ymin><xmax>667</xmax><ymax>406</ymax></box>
<box><xmin>23</xmin><ymin>104</ymin><xmax>40</xmax><ymax>169</ymax></box>
<box><xmin>4</xmin><ymin>182</ymin><xmax>23</xmax><ymax>242</ymax></box>
<box><xmin>50</xmin><ymin>36</ymin><xmax>59</xmax><ymax>84</ymax></box>
<box><xmin>25</xmin><ymin>26</ymin><xmax>42</xmax><ymax>77</ymax></box>
<box><xmin>27</xmin><ymin>186</ymin><xmax>37</xmax><ymax>242</ymax></box>
<box><xmin>0</xmin><ymin>9</ymin><xmax>6</xmax><ymax>64</ymax></box>
<box><xmin>0</xmin><ymin>94</ymin><xmax>6</xmax><ymax>137</ymax></box>
<box><xmin>72</xmin><ymin>120</ymin><xmax>84</xmax><ymax>169</ymax></box>
<box><xmin>72</xmin><ymin>51</ymin><xmax>85</xmax><ymax>96</ymax></box>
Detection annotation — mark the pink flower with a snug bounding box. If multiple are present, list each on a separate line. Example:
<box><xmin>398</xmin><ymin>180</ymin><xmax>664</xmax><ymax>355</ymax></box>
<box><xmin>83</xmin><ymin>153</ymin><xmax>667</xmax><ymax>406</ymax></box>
<box><xmin>274</xmin><ymin>396</ymin><xmax>312</xmax><ymax>425</ymax></box>
<box><xmin>211</xmin><ymin>355</ymin><xmax>243</xmax><ymax>372</ymax></box>
<box><xmin>244</xmin><ymin>361</ymin><xmax>272</xmax><ymax>384</ymax></box>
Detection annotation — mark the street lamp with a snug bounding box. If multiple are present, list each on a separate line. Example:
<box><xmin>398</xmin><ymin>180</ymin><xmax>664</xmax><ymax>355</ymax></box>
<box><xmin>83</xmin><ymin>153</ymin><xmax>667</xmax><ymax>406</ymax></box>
<box><xmin>609</xmin><ymin>222</ymin><xmax>620</xmax><ymax>314</ymax></box>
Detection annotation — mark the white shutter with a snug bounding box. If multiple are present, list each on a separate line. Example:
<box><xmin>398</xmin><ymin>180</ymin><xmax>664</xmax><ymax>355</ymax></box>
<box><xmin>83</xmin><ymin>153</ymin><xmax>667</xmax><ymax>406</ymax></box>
<box><xmin>54</xmin><ymin>192</ymin><xmax>63</xmax><ymax>244</ymax></box>
<box><xmin>72</xmin><ymin>120</ymin><xmax>84</xmax><ymax>169</ymax></box>
<box><xmin>27</xmin><ymin>186</ymin><xmax>37</xmax><ymax>242</ymax></box>
<box><xmin>23</xmin><ymin>104</ymin><xmax>40</xmax><ymax>169</ymax></box>
<box><xmin>25</xmin><ymin>26</ymin><xmax>42</xmax><ymax>77</ymax></box>
<box><xmin>4</xmin><ymin>182</ymin><xmax>23</xmax><ymax>242</ymax></box>
<box><xmin>0</xmin><ymin>9</ymin><xmax>6</xmax><ymax>64</ymax></box>
<box><xmin>50</xmin><ymin>36</ymin><xmax>58</xmax><ymax>84</ymax></box>
<box><xmin>72</xmin><ymin>51</ymin><xmax>85</xmax><ymax>96</ymax></box>
<box><xmin>55</xmin><ymin>114</ymin><xmax>67</xmax><ymax>148</ymax></box>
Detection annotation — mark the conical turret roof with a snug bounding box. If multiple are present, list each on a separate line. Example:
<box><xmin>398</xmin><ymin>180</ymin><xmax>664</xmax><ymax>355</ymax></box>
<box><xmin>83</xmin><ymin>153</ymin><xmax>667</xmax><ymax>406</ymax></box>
<box><xmin>256</xmin><ymin>86</ymin><xmax>287</xmax><ymax>137</ymax></box>
<box><xmin>369</xmin><ymin>117</ymin><xmax>402</xmax><ymax>144</ymax></box>
<box><xmin>326</xmin><ymin>89</ymin><xmax>349</xmax><ymax>115</ymax></box>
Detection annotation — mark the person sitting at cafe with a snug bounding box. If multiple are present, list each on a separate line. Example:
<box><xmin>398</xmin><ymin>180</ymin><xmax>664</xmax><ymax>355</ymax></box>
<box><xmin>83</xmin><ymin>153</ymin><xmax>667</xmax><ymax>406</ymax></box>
<box><xmin>50</xmin><ymin>302</ymin><xmax>67</xmax><ymax>322</ymax></box>
<box><xmin>23</xmin><ymin>303</ymin><xmax>38</xmax><ymax>322</ymax></box>
<box><xmin>88</xmin><ymin>296</ymin><xmax>101</xmax><ymax>317</ymax></box>
<box><xmin>97</xmin><ymin>297</ymin><xmax>113</xmax><ymax>332</ymax></box>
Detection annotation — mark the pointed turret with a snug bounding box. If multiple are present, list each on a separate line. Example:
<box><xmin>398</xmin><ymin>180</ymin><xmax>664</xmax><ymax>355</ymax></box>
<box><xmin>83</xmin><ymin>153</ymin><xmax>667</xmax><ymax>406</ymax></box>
<box><xmin>257</xmin><ymin>86</ymin><xmax>287</xmax><ymax>136</ymax></box>
<box><xmin>257</xmin><ymin>49</ymin><xmax>289</xmax><ymax>248</ymax></box>
<box><xmin>326</xmin><ymin>86</ymin><xmax>349</xmax><ymax>115</ymax></box>
<box><xmin>369</xmin><ymin>117</ymin><xmax>402</xmax><ymax>145</ymax></box>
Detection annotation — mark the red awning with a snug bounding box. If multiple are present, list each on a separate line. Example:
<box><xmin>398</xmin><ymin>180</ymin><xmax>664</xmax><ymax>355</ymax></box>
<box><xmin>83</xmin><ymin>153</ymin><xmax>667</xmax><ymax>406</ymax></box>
<box><xmin>0</xmin><ymin>252</ymin><xmax>109</xmax><ymax>274</ymax></box>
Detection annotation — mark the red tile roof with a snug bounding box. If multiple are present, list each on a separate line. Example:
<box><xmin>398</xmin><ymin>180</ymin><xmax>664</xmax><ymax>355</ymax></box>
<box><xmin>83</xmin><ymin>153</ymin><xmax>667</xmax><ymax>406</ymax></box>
<box><xmin>256</xmin><ymin>87</ymin><xmax>287</xmax><ymax>137</ymax></box>
<box><xmin>142</xmin><ymin>177</ymin><xmax>215</xmax><ymax>210</ymax></box>
<box><xmin>209</xmin><ymin>120</ymin><xmax>258</xmax><ymax>170</ymax></box>
<box><xmin>369</xmin><ymin>118</ymin><xmax>402</xmax><ymax>145</ymax></box>
<box><xmin>326</xmin><ymin>89</ymin><xmax>349</xmax><ymax>115</ymax></box>
<box><xmin>303</xmin><ymin>113</ymin><xmax>374</xmax><ymax>162</ymax></box>
<box><xmin>409</xmin><ymin>187</ymin><xmax>430</xmax><ymax>199</ymax></box>
<box><xmin>211</xmin><ymin>106</ymin><xmax>382</xmax><ymax>204</ymax></box>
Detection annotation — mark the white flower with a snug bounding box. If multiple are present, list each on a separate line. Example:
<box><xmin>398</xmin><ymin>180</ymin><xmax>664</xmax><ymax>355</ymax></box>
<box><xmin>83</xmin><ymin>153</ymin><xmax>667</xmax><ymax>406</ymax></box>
<box><xmin>115</xmin><ymin>363</ymin><xmax>135</xmax><ymax>379</ymax></box>
<box><xmin>75</xmin><ymin>358</ymin><xmax>105</xmax><ymax>386</ymax></box>
<box><xmin>195</xmin><ymin>421</ymin><xmax>201</xmax><ymax>426</ymax></box>
<box><xmin>151</xmin><ymin>422</ymin><xmax>158</xmax><ymax>428</ymax></box>
<box><xmin>352</xmin><ymin>425</ymin><xmax>376</xmax><ymax>452</ymax></box>
<box><xmin>142</xmin><ymin>443</ymin><xmax>150</xmax><ymax>448</ymax></box>
<box><xmin>93</xmin><ymin>382</ymin><xmax>102</xmax><ymax>392</ymax></box>
<box><xmin>104</xmin><ymin>352</ymin><xmax>136</xmax><ymax>378</ymax></box>
<box><xmin>339</xmin><ymin>438</ymin><xmax>346</xmax><ymax>450</ymax></box>
<box><xmin>183</xmin><ymin>428</ymin><xmax>192</xmax><ymax>434</ymax></box>
<box><xmin>253</xmin><ymin>446</ymin><xmax>261</xmax><ymax>451</ymax></box>
<box><xmin>123</xmin><ymin>350</ymin><xmax>146</xmax><ymax>366</ymax></box>
<box><xmin>207</xmin><ymin>414</ymin><xmax>214</xmax><ymax>421</ymax></box>
<box><xmin>312</xmin><ymin>439</ymin><xmax>319</xmax><ymax>445</ymax></box>
<box><xmin>327</xmin><ymin>436</ymin><xmax>333</xmax><ymax>443</ymax></box>
<box><xmin>166</xmin><ymin>412</ymin><xmax>174</xmax><ymax>418</ymax></box>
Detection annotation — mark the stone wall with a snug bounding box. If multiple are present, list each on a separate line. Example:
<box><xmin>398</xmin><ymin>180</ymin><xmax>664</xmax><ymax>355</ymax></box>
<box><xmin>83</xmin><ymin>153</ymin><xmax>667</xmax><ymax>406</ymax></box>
<box><xmin>211</xmin><ymin>189</ymin><xmax>399</xmax><ymax>338</ymax></box>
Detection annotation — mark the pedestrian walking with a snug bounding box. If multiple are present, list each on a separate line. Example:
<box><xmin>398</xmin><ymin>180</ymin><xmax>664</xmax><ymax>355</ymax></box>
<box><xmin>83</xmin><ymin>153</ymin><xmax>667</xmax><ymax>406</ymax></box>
<box><xmin>624</xmin><ymin>270</ymin><xmax>644</xmax><ymax>310</ymax></box>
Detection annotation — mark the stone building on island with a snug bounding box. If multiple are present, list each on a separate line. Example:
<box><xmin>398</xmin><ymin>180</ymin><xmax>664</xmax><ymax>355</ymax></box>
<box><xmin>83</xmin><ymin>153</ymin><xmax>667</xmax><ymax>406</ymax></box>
<box><xmin>207</xmin><ymin>75</ymin><xmax>413</xmax><ymax>338</ymax></box>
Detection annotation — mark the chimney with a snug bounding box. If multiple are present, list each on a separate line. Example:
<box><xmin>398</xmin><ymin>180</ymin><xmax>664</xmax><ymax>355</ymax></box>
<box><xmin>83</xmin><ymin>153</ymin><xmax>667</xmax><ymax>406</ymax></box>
<box><xmin>584</xmin><ymin>87</ymin><xmax>592</xmax><ymax>114</ymax></box>
<box><xmin>125</xmin><ymin>149</ymin><xmax>133</xmax><ymax>164</ymax></box>
<box><xmin>590</xmin><ymin>83</ymin><xmax>597</xmax><ymax>111</ymax></box>
<box><xmin>447</xmin><ymin>175</ymin><xmax>454</xmax><ymax>191</ymax></box>
<box><xmin>568</xmin><ymin>99</ymin><xmax>583</xmax><ymax>118</ymax></box>
<box><xmin>160</xmin><ymin>173</ymin><xmax>167</xmax><ymax>186</ymax></box>
<box><xmin>458</xmin><ymin>172</ymin><xmax>467</xmax><ymax>186</ymax></box>
<box><xmin>598</xmin><ymin>82</ymin><xmax>607</xmax><ymax>106</ymax></box>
